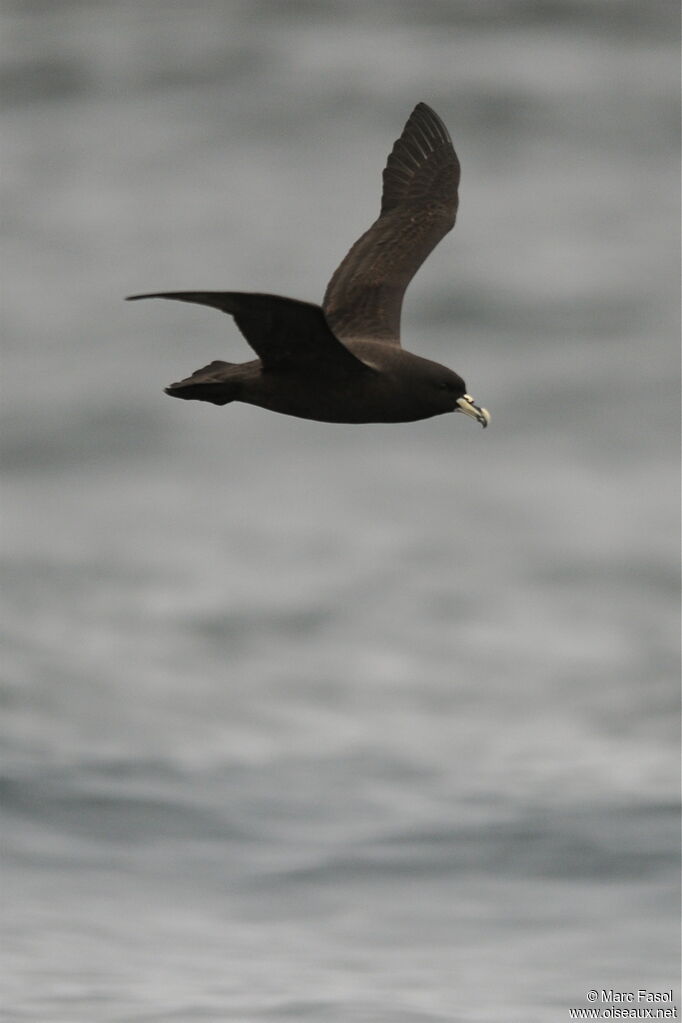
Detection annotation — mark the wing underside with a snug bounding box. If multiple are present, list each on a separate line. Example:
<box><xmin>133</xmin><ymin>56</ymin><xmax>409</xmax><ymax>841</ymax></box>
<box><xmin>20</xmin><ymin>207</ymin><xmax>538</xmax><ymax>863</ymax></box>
<box><xmin>322</xmin><ymin>103</ymin><xmax>460</xmax><ymax>347</ymax></box>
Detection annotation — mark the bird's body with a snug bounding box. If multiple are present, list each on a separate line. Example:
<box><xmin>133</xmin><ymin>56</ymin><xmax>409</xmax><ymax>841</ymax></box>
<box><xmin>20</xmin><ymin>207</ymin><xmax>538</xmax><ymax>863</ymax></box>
<box><xmin>178</xmin><ymin>341</ymin><xmax>468</xmax><ymax>424</ymax></box>
<box><xmin>128</xmin><ymin>103</ymin><xmax>489</xmax><ymax>429</ymax></box>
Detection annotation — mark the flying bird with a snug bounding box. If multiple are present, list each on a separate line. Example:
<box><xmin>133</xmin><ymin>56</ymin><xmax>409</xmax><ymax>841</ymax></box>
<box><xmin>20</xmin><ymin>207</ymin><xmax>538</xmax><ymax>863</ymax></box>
<box><xmin>128</xmin><ymin>103</ymin><xmax>489</xmax><ymax>428</ymax></box>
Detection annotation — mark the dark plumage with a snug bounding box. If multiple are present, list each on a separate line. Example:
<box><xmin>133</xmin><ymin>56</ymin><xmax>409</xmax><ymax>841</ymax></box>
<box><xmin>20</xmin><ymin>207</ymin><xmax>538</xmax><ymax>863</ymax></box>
<box><xmin>127</xmin><ymin>103</ymin><xmax>489</xmax><ymax>428</ymax></box>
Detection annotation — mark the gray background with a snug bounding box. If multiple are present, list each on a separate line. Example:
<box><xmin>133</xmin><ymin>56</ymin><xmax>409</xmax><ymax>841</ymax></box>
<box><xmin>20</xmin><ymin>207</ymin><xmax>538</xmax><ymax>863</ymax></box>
<box><xmin>2</xmin><ymin>1</ymin><xmax>679</xmax><ymax>1021</ymax></box>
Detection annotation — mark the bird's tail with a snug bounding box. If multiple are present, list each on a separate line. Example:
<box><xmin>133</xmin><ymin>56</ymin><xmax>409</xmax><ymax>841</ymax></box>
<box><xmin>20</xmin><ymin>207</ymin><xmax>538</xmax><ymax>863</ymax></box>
<box><xmin>165</xmin><ymin>360</ymin><xmax>239</xmax><ymax>405</ymax></box>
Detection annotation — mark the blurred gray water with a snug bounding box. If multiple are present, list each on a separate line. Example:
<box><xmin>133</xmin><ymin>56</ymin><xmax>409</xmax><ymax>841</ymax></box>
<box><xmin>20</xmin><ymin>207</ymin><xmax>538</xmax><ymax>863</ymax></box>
<box><xmin>1</xmin><ymin>2</ymin><xmax>680</xmax><ymax>1021</ymax></box>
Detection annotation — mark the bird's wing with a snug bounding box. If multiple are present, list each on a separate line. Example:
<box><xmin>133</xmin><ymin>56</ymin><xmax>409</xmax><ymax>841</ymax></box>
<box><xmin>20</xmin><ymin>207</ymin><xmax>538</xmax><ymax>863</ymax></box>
<box><xmin>322</xmin><ymin>103</ymin><xmax>460</xmax><ymax>348</ymax></box>
<box><xmin>126</xmin><ymin>292</ymin><xmax>372</xmax><ymax>374</ymax></box>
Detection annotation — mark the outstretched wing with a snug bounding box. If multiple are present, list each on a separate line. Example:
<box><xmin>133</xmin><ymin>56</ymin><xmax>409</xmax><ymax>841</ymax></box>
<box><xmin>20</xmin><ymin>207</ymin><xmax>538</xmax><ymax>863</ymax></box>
<box><xmin>127</xmin><ymin>291</ymin><xmax>371</xmax><ymax>375</ymax></box>
<box><xmin>322</xmin><ymin>103</ymin><xmax>460</xmax><ymax>347</ymax></box>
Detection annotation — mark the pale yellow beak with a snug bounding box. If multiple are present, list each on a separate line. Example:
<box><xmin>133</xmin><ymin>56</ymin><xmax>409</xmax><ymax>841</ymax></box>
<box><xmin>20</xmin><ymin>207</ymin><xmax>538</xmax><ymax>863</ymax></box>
<box><xmin>456</xmin><ymin>394</ymin><xmax>490</xmax><ymax>428</ymax></box>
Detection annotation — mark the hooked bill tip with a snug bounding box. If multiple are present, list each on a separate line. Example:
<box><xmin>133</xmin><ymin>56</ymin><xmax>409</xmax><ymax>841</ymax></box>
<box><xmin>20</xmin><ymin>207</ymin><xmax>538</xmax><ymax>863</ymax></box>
<box><xmin>457</xmin><ymin>394</ymin><xmax>490</xmax><ymax>428</ymax></box>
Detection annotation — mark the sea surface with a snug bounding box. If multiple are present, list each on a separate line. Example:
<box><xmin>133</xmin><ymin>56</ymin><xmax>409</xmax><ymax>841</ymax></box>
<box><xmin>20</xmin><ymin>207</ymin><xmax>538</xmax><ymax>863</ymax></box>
<box><xmin>1</xmin><ymin>2</ymin><xmax>680</xmax><ymax>1021</ymax></box>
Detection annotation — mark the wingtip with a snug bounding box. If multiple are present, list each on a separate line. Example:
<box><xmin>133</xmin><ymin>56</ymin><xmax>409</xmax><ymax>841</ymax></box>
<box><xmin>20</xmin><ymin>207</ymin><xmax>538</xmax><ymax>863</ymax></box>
<box><xmin>408</xmin><ymin>102</ymin><xmax>452</xmax><ymax>143</ymax></box>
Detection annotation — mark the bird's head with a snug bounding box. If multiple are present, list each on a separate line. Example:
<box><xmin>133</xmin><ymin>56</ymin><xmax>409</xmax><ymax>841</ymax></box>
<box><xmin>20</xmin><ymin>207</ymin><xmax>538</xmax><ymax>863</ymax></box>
<box><xmin>429</xmin><ymin>365</ymin><xmax>490</xmax><ymax>427</ymax></box>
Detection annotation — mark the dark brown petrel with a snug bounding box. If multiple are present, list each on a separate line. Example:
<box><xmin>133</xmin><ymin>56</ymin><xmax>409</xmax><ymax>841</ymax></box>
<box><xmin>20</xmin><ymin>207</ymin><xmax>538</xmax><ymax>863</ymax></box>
<box><xmin>127</xmin><ymin>103</ymin><xmax>489</xmax><ymax>428</ymax></box>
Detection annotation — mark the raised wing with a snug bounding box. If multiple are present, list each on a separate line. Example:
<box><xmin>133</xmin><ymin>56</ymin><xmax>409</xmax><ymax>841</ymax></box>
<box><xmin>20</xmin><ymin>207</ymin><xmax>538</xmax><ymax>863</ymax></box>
<box><xmin>322</xmin><ymin>103</ymin><xmax>460</xmax><ymax>347</ymax></box>
<box><xmin>127</xmin><ymin>291</ymin><xmax>371</xmax><ymax>375</ymax></box>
